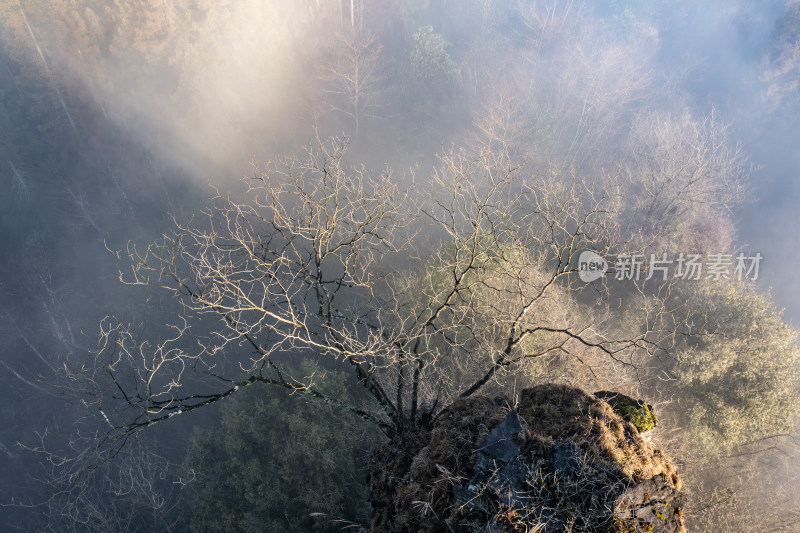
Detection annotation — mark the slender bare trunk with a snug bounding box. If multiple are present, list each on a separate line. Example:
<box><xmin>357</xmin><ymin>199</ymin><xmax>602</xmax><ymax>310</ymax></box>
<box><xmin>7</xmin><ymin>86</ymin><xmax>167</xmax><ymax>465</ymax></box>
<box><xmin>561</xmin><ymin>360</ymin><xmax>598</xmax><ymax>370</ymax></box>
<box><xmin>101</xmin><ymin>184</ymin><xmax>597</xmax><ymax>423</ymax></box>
<box><xmin>19</xmin><ymin>3</ymin><xmax>79</xmax><ymax>133</ymax></box>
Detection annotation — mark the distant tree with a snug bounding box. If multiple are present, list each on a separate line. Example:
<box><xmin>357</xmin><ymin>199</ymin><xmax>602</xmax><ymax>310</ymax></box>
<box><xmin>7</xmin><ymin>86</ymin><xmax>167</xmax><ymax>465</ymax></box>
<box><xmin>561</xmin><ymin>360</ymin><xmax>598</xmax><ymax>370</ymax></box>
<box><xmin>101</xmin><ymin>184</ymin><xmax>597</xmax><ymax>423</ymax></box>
<box><xmin>659</xmin><ymin>281</ymin><xmax>800</xmax><ymax>533</ymax></box>
<box><xmin>183</xmin><ymin>359</ymin><xmax>371</xmax><ymax>533</ymax></box>
<box><xmin>761</xmin><ymin>2</ymin><xmax>800</xmax><ymax>114</ymax></box>
<box><xmin>664</xmin><ymin>279</ymin><xmax>800</xmax><ymax>457</ymax></box>
<box><xmin>517</xmin><ymin>0</ymin><xmax>582</xmax><ymax>54</ymax></box>
<box><xmin>405</xmin><ymin>25</ymin><xmax>456</xmax><ymax>100</ymax></box>
<box><xmin>468</xmin><ymin>88</ymin><xmax>535</xmax><ymax>157</ymax></box>
<box><xmin>622</xmin><ymin>109</ymin><xmax>749</xmax><ymax>252</ymax></box>
<box><xmin>682</xmin><ymin>439</ymin><xmax>800</xmax><ymax>533</ymax></box>
<box><xmin>462</xmin><ymin>0</ymin><xmax>653</xmax><ymax>174</ymax></box>
<box><xmin>320</xmin><ymin>29</ymin><xmax>387</xmax><ymax>137</ymax></box>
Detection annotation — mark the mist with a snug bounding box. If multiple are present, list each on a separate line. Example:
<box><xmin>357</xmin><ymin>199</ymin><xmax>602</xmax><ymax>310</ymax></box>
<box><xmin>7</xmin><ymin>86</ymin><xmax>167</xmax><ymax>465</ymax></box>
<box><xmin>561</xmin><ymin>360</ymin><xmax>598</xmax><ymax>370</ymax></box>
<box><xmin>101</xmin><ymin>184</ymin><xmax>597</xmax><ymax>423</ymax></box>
<box><xmin>2</xmin><ymin>1</ymin><xmax>800</xmax><ymax>531</ymax></box>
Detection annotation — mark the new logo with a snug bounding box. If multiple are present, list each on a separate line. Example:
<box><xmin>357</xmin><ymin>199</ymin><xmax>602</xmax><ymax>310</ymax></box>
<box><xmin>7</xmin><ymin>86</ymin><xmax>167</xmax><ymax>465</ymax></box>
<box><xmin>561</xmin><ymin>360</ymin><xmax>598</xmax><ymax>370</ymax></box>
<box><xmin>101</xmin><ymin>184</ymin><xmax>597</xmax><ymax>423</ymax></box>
<box><xmin>578</xmin><ymin>250</ymin><xmax>608</xmax><ymax>282</ymax></box>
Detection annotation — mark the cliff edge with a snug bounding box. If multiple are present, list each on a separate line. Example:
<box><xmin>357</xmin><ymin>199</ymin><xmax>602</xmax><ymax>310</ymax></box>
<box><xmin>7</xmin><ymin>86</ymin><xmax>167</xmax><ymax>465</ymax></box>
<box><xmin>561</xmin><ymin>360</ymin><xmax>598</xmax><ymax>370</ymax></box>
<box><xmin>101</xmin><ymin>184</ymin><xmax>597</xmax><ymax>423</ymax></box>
<box><xmin>368</xmin><ymin>384</ymin><xmax>685</xmax><ymax>532</ymax></box>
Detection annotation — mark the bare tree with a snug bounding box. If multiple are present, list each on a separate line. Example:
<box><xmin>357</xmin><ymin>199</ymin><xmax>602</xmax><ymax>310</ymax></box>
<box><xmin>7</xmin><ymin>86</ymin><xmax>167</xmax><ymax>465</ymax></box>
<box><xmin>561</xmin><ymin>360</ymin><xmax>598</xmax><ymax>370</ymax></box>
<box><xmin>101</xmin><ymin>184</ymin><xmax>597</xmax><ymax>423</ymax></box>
<box><xmin>468</xmin><ymin>87</ymin><xmax>534</xmax><ymax>158</ymax></box>
<box><xmin>622</xmin><ymin>108</ymin><xmax>750</xmax><ymax>252</ymax></box>
<box><xmin>32</xmin><ymin>440</ymin><xmax>185</xmax><ymax>533</ymax></box>
<box><xmin>320</xmin><ymin>29</ymin><xmax>386</xmax><ymax>138</ymax></box>
<box><xmin>680</xmin><ymin>435</ymin><xmax>800</xmax><ymax>532</ymax></box>
<box><xmin>58</xmin><ymin>134</ymin><xmax>678</xmax><ymax>462</ymax></box>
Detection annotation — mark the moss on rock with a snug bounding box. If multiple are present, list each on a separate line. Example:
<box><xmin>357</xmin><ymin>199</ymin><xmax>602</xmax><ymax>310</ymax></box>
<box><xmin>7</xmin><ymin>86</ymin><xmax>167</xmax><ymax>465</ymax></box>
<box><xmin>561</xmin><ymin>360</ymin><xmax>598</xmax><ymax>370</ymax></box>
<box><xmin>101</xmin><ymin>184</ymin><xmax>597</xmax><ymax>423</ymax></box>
<box><xmin>594</xmin><ymin>391</ymin><xmax>658</xmax><ymax>433</ymax></box>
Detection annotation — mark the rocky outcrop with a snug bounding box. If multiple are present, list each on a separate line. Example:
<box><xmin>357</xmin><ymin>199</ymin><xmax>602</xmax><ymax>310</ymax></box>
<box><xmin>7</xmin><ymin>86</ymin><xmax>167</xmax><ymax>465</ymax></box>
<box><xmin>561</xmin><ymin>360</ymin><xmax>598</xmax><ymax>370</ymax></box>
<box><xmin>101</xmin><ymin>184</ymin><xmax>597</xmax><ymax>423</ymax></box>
<box><xmin>367</xmin><ymin>384</ymin><xmax>685</xmax><ymax>532</ymax></box>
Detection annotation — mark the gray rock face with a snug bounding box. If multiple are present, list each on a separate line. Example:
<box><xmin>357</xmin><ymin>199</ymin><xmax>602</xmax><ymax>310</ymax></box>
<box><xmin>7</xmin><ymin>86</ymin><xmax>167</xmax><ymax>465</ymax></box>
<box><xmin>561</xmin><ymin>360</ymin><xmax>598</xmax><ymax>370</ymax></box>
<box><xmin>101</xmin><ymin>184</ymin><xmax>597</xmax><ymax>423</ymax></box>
<box><xmin>552</xmin><ymin>441</ymin><xmax>583</xmax><ymax>477</ymax></box>
<box><xmin>477</xmin><ymin>409</ymin><xmax>522</xmax><ymax>464</ymax></box>
<box><xmin>455</xmin><ymin>410</ymin><xmax>528</xmax><ymax>511</ymax></box>
<box><xmin>454</xmin><ymin>433</ymin><xmax>684</xmax><ymax>532</ymax></box>
<box><xmin>455</xmin><ymin>410</ymin><xmax>537</xmax><ymax>513</ymax></box>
